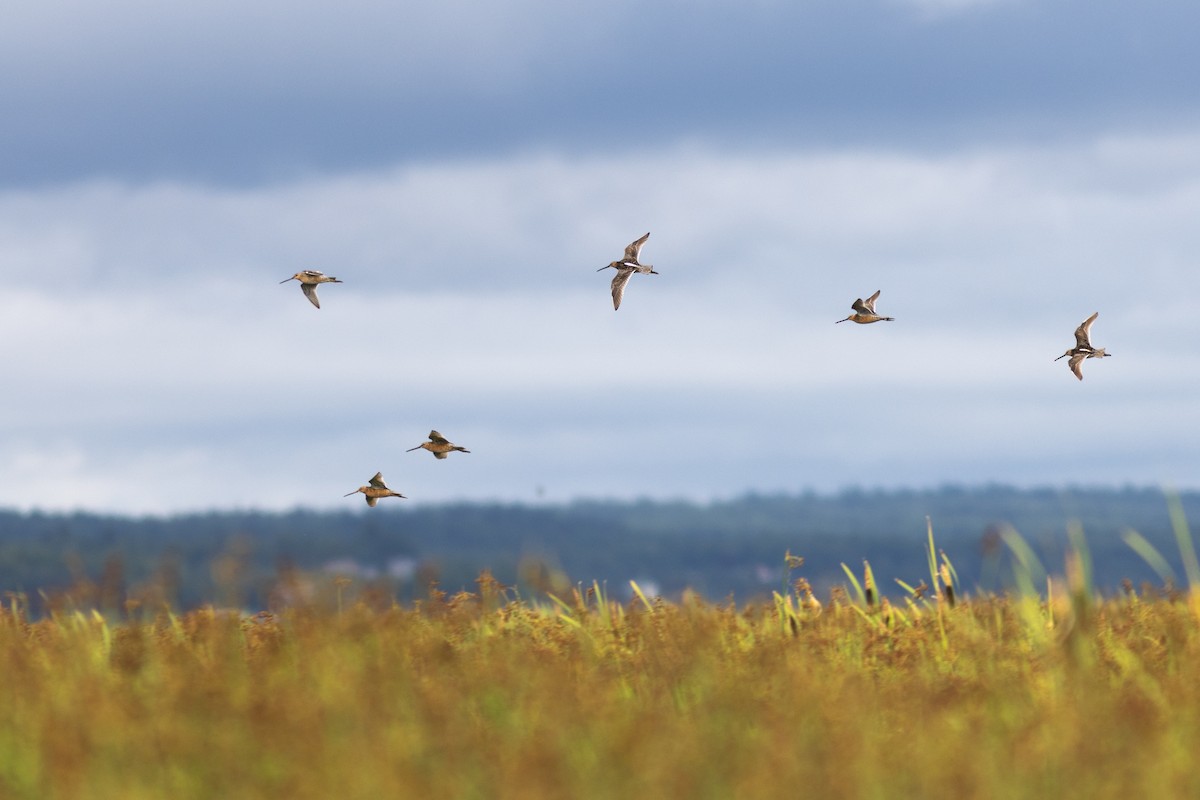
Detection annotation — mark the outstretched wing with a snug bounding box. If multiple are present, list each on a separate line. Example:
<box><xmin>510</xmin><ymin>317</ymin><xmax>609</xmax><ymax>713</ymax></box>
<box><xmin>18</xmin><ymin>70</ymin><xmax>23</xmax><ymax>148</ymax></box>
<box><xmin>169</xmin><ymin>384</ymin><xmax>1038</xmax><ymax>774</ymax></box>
<box><xmin>850</xmin><ymin>298</ymin><xmax>871</xmax><ymax>315</ymax></box>
<box><xmin>301</xmin><ymin>283</ymin><xmax>321</xmax><ymax>309</ymax></box>
<box><xmin>623</xmin><ymin>232</ymin><xmax>650</xmax><ymax>263</ymax></box>
<box><xmin>368</xmin><ymin>472</ymin><xmax>388</xmax><ymax>489</ymax></box>
<box><xmin>611</xmin><ymin>267</ymin><xmax>635</xmax><ymax>310</ymax></box>
<box><xmin>1074</xmin><ymin>312</ymin><xmax>1099</xmax><ymax>350</ymax></box>
<box><xmin>862</xmin><ymin>290</ymin><xmax>881</xmax><ymax>314</ymax></box>
<box><xmin>1068</xmin><ymin>352</ymin><xmax>1087</xmax><ymax>381</ymax></box>
<box><xmin>428</xmin><ymin>431</ymin><xmax>450</xmax><ymax>444</ymax></box>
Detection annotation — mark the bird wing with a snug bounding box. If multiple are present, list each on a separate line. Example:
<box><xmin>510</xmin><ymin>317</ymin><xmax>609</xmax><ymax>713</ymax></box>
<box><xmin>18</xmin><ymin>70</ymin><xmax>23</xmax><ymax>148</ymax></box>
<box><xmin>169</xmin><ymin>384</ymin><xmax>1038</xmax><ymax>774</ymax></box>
<box><xmin>1074</xmin><ymin>312</ymin><xmax>1099</xmax><ymax>350</ymax></box>
<box><xmin>623</xmin><ymin>232</ymin><xmax>650</xmax><ymax>263</ymax></box>
<box><xmin>611</xmin><ymin>267</ymin><xmax>635</xmax><ymax>310</ymax></box>
<box><xmin>366</xmin><ymin>495</ymin><xmax>379</xmax><ymax>507</ymax></box>
<box><xmin>301</xmin><ymin>283</ymin><xmax>321</xmax><ymax>308</ymax></box>
<box><xmin>1068</xmin><ymin>352</ymin><xmax>1086</xmax><ymax>380</ymax></box>
<box><xmin>850</xmin><ymin>298</ymin><xmax>871</xmax><ymax>315</ymax></box>
<box><xmin>369</xmin><ymin>472</ymin><xmax>388</xmax><ymax>489</ymax></box>
<box><xmin>428</xmin><ymin>431</ymin><xmax>449</xmax><ymax>444</ymax></box>
<box><xmin>434</xmin><ymin>451</ymin><xmax>448</xmax><ymax>459</ymax></box>
<box><xmin>863</xmin><ymin>290</ymin><xmax>881</xmax><ymax>313</ymax></box>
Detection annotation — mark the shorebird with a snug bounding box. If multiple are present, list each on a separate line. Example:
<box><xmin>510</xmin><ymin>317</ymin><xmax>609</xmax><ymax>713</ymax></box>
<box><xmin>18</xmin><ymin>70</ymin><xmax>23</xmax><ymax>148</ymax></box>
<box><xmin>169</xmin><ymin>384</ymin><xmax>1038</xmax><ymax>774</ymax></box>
<box><xmin>343</xmin><ymin>472</ymin><xmax>406</xmax><ymax>507</ymax></box>
<box><xmin>407</xmin><ymin>430</ymin><xmax>471</xmax><ymax>460</ymax></box>
<box><xmin>1055</xmin><ymin>312</ymin><xmax>1111</xmax><ymax>381</ymax></box>
<box><xmin>598</xmin><ymin>232</ymin><xmax>657</xmax><ymax>310</ymax></box>
<box><xmin>836</xmin><ymin>290</ymin><xmax>894</xmax><ymax>324</ymax></box>
<box><xmin>280</xmin><ymin>270</ymin><xmax>342</xmax><ymax>309</ymax></box>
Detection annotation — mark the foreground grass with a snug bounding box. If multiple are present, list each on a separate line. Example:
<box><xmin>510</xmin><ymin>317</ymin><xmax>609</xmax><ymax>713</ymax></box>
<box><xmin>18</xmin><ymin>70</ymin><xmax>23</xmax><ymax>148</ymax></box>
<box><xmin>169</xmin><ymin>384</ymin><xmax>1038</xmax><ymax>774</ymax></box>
<box><xmin>1</xmin><ymin>575</ymin><xmax>1198</xmax><ymax>800</ymax></box>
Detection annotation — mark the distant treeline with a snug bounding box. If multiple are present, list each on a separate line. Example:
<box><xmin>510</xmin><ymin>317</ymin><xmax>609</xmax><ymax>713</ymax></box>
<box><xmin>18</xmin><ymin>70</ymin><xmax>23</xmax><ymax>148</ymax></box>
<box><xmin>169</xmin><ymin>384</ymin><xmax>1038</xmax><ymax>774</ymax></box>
<box><xmin>0</xmin><ymin>485</ymin><xmax>1197</xmax><ymax>614</ymax></box>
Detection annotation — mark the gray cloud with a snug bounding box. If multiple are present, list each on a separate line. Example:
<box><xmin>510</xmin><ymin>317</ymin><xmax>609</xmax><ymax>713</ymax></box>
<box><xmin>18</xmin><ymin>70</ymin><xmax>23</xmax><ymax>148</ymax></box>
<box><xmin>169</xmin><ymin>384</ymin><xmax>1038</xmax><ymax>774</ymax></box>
<box><xmin>5</xmin><ymin>0</ymin><xmax>1200</xmax><ymax>512</ymax></box>
<box><xmin>3</xmin><ymin>134</ymin><xmax>1200</xmax><ymax>512</ymax></box>
<box><xmin>5</xmin><ymin>1</ymin><xmax>1200</xmax><ymax>186</ymax></box>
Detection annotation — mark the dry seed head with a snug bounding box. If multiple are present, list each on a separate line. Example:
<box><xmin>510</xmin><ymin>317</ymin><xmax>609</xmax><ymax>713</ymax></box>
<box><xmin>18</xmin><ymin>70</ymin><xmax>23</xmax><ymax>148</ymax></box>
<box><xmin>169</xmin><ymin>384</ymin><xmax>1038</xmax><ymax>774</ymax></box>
<box><xmin>784</xmin><ymin>551</ymin><xmax>805</xmax><ymax>570</ymax></box>
<box><xmin>794</xmin><ymin>577</ymin><xmax>821</xmax><ymax>612</ymax></box>
<box><xmin>938</xmin><ymin>561</ymin><xmax>956</xmax><ymax>606</ymax></box>
<box><xmin>939</xmin><ymin>562</ymin><xmax>952</xmax><ymax>590</ymax></box>
<box><xmin>937</xmin><ymin>581</ymin><xmax>954</xmax><ymax>610</ymax></box>
<box><xmin>475</xmin><ymin>569</ymin><xmax>508</xmax><ymax>597</ymax></box>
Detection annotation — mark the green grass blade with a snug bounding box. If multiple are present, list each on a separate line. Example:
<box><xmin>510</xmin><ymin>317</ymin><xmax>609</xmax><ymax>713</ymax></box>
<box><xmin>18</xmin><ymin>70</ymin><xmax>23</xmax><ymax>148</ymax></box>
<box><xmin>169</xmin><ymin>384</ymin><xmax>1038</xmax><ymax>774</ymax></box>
<box><xmin>629</xmin><ymin>580</ymin><xmax>655</xmax><ymax>613</ymax></box>
<box><xmin>840</xmin><ymin>563</ymin><xmax>867</xmax><ymax>607</ymax></box>
<box><xmin>1121</xmin><ymin>528</ymin><xmax>1177</xmax><ymax>585</ymax></box>
<box><xmin>1000</xmin><ymin>525</ymin><xmax>1047</xmax><ymax>598</ymax></box>
<box><xmin>1166</xmin><ymin>491</ymin><xmax>1200</xmax><ymax>592</ymax></box>
<box><xmin>1066</xmin><ymin>521</ymin><xmax>1094</xmax><ymax>596</ymax></box>
<box><xmin>926</xmin><ymin>516</ymin><xmax>939</xmax><ymax>596</ymax></box>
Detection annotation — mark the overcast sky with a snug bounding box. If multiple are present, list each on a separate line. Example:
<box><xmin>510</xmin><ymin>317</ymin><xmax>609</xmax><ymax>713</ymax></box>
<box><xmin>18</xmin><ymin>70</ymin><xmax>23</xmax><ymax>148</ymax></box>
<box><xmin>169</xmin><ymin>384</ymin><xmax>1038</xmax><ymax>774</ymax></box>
<box><xmin>4</xmin><ymin>0</ymin><xmax>1200</xmax><ymax>514</ymax></box>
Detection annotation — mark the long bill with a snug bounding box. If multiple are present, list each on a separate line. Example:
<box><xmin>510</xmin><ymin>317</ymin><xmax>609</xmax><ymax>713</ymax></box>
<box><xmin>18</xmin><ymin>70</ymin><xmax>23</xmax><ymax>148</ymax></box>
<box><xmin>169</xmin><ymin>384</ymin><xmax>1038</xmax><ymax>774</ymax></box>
<box><xmin>405</xmin><ymin>445</ymin><xmax>423</xmax><ymax>452</ymax></box>
<box><xmin>343</xmin><ymin>490</ymin><xmax>359</xmax><ymax>497</ymax></box>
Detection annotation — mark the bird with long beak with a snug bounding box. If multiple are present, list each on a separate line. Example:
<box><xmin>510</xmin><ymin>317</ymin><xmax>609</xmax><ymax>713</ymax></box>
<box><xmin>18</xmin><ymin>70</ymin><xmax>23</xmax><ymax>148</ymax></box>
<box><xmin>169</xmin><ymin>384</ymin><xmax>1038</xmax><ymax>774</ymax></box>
<box><xmin>836</xmin><ymin>290</ymin><xmax>894</xmax><ymax>324</ymax></box>
<box><xmin>343</xmin><ymin>472</ymin><xmax>406</xmax><ymax>506</ymax></box>
<box><xmin>598</xmin><ymin>232</ymin><xmax>657</xmax><ymax>310</ymax></box>
<box><xmin>1055</xmin><ymin>312</ymin><xmax>1111</xmax><ymax>381</ymax></box>
<box><xmin>407</xmin><ymin>430</ymin><xmax>471</xmax><ymax>460</ymax></box>
<box><xmin>280</xmin><ymin>270</ymin><xmax>342</xmax><ymax>309</ymax></box>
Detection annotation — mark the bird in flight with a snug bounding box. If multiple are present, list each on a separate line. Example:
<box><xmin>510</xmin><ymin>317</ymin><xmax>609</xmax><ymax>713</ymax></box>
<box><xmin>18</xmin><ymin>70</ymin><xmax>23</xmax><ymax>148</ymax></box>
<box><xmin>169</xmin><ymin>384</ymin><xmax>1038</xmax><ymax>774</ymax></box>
<box><xmin>280</xmin><ymin>270</ymin><xmax>342</xmax><ymax>309</ymax></box>
<box><xmin>1055</xmin><ymin>312</ymin><xmax>1111</xmax><ymax>381</ymax></box>
<box><xmin>836</xmin><ymin>290</ymin><xmax>894</xmax><ymax>324</ymax></box>
<box><xmin>598</xmin><ymin>232</ymin><xmax>657</xmax><ymax>310</ymax></box>
<box><xmin>407</xmin><ymin>430</ymin><xmax>471</xmax><ymax>460</ymax></box>
<box><xmin>343</xmin><ymin>472</ymin><xmax>406</xmax><ymax>506</ymax></box>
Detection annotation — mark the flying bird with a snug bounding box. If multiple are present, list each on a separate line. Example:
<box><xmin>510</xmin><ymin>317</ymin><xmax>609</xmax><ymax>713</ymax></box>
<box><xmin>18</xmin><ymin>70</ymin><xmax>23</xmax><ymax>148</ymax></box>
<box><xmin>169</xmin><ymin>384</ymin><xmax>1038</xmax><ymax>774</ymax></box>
<box><xmin>280</xmin><ymin>270</ymin><xmax>342</xmax><ymax>309</ymax></box>
<box><xmin>1054</xmin><ymin>312</ymin><xmax>1111</xmax><ymax>381</ymax></box>
<box><xmin>597</xmin><ymin>232</ymin><xmax>657</xmax><ymax>310</ymax></box>
<box><xmin>407</xmin><ymin>430</ymin><xmax>471</xmax><ymax>460</ymax></box>
<box><xmin>836</xmin><ymin>290</ymin><xmax>894</xmax><ymax>324</ymax></box>
<box><xmin>343</xmin><ymin>472</ymin><xmax>406</xmax><ymax>507</ymax></box>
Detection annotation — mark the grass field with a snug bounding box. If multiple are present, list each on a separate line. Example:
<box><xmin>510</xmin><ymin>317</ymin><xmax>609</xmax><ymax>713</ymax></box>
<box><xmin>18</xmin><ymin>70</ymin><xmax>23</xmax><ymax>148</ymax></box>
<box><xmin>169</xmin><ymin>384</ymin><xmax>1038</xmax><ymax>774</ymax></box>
<box><xmin>2</xmin><ymin>526</ymin><xmax>1200</xmax><ymax>799</ymax></box>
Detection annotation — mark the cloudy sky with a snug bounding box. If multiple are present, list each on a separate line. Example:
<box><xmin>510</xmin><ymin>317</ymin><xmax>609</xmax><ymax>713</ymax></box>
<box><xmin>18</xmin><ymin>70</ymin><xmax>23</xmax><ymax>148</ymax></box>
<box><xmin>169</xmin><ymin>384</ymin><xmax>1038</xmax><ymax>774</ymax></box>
<box><xmin>4</xmin><ymin>0</ymin><xmax>1200</xmax><ymax>514</ymax></box>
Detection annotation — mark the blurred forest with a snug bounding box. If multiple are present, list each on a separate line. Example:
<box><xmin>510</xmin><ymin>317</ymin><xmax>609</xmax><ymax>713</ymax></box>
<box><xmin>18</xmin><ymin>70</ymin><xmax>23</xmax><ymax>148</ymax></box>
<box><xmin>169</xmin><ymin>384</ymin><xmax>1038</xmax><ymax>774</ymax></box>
<box><xmin>1</xmin><ymin>485</ymin><xmax>1197</xmax><ymax>615</ymax></box>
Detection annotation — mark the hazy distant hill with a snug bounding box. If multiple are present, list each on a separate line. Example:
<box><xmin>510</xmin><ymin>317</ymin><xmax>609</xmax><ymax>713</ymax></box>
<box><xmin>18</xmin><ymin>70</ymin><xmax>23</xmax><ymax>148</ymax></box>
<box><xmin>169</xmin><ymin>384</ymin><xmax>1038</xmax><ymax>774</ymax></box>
<box><xmin>0</xmin><ymin>485</ymin><xmax>1196</xmax><ymax>614</ymax></box>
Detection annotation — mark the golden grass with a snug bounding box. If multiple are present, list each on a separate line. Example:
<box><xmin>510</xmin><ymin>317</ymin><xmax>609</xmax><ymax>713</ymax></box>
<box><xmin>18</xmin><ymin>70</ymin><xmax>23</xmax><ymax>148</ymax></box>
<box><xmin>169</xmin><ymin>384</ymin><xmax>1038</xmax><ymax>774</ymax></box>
<box><xmin>1</xmin><ymin>569</ymin><xmax>1199</xmax><ymax>800</ymax></box>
